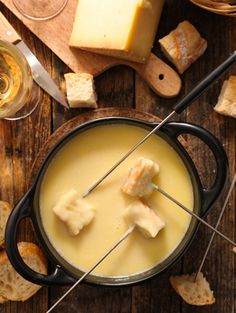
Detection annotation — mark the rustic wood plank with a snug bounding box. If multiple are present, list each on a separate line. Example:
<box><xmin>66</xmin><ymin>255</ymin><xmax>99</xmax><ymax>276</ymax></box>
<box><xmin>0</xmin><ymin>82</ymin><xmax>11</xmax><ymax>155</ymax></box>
<box><xmin>175</xmin><ymin>2</ymin><xmax>236</xmax><ymax>313</ymax></box>
<box><xmin>0</xmin><ymin>4</ymin><xmax>51</xmax><ymax>313</ymax></box>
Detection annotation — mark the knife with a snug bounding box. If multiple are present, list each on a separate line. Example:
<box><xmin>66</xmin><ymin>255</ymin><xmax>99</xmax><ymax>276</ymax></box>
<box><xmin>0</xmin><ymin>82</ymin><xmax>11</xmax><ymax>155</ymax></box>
<box><xmin>0</xmin><ymin>12</ymin><xmax>68</xmax><ymax>108</ymax></box>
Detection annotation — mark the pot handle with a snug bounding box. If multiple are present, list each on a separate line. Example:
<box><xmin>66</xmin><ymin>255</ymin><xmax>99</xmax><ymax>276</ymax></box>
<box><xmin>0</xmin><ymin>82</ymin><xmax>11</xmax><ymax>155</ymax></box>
<box><xmin>5</xmin><ymin>187</ymin><xmax>76</xmax><ymax>286</ymax></box>
<box><xmin>161</xmin><ymin>122</ymin><xmax>228</xmax><ymax>215</ymax></box>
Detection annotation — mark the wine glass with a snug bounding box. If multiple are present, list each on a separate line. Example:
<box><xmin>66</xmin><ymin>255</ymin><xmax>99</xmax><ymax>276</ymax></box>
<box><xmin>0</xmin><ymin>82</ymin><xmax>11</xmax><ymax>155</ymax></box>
<box><xmin>0</xmin><ymin>40</ymin><xmax>42</xmax><ymax>120</ymax></box>
<box><xmin>12</xmin><ymin>0</ymin><xmax>68</xmax><ymax>21</ymax></box>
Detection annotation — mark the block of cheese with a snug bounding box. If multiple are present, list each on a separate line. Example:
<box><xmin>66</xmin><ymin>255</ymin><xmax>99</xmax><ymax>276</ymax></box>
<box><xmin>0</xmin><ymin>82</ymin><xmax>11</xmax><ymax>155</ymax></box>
<box><xmin>123</xmin><ymin>200</ymin><xmax>165</xmax><ymax>238</ymax></box>
<box><xmin>121</xmin><ymin>157</ymin><xmax>159</xmax><ymax>197</ymax></box>
<box><xmin>64</xmin><ymin>73</ymin><xmax>97</xmax><ymax>108</ymax></box>
<box><xmin>69</xmin><ymin>0</ymin><xmax>165</xmax><ymax>63</ymax></box>
<box><xmin>214</xmin><ymin>76</ymin><xmax>236</xmax><ymax>118</ymax></box>
<box><xmin>53</xmin><ymin>189</ymin><xmax>95</xmax><ymax>236</ymax></box>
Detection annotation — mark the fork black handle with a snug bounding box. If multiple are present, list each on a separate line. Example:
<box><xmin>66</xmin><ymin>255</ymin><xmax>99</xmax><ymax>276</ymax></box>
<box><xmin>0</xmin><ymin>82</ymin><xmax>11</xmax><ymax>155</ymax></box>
<box><xmin>174</xmin><ymin>51</ymin><xmax>236</xmax><ymax>114</ymax></box>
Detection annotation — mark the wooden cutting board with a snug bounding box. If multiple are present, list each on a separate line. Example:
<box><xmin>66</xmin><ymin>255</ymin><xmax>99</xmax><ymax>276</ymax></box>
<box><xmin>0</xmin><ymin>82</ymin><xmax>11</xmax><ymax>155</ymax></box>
<box><xmin>1</xmin><ymin>0</ymin><xmax>181</xmax><ymax>98</ymax></box>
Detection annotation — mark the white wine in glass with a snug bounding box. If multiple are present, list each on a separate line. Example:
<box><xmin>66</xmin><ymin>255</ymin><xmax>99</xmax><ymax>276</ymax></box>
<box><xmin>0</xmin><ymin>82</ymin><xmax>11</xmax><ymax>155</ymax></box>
<box><xmin>0</xmin><ymin>40</ymin><xmax>42</xmax><ymax>120</ymax></box>
<box><xmin>13</xmin><ymin>0</ymin><xmax>68</xmax><ymax>21</ymax></box>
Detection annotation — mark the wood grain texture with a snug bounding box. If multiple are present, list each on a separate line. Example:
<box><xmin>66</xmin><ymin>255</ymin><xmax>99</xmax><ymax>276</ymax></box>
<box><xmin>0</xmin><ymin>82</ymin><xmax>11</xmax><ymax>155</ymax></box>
<box><xmin>0</xmin><ymin>12</ymin><xmax>21</xmax><ymax>43</ymax></box>
<box><xmin>0</xmin><ymin>0</ymin><xmax>235</xmax><ymax>312</ymax></box>
<box><xmin>1</xmin><ymin>0</ymin><xmax>182</xmax><ymax>98</ymax></box>
<box><xmin>0</xmin><ymin>4</ymin><xmax>50</xmax><ymax>313</ymax></box>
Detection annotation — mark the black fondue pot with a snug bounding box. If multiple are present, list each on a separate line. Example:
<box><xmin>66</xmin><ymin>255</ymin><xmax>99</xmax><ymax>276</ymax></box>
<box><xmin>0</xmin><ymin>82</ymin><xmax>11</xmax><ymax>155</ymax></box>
<box><xmin>5</xmin><ymin>116</ymin><xmax>228</xmax><ymax>286</ymax></box>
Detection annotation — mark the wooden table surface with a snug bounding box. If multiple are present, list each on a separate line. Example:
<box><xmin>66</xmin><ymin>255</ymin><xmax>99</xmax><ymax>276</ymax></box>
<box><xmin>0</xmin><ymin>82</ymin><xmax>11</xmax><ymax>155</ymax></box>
<box><xmin>0</xmin><ymin>1</ymin><xmax>235</xmax><ymax>312</ymax></box>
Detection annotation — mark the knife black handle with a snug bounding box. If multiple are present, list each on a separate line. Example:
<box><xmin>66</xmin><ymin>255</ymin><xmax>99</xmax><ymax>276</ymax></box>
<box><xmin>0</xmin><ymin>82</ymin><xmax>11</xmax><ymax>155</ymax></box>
<box><xmin>174</xmin><ymin>51</ymin><xmax>236</xmax><ymax>114</ymax></box>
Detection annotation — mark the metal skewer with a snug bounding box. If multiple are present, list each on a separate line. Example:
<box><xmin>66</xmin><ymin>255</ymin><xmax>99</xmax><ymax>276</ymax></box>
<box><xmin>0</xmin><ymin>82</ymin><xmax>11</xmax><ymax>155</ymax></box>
<box><xmin>83</xmin><ymin>51</ymin><xmax>236</xmax><ymax>198</ymax></box>
<box><xmin>153</xmin><ymin>184</ymin><xmax>236</xmax><ymax>247</ymax></box>
<box><xmin>194</xmin><ymin>173</ymin><xmax>236</xmax><ymax>281</ymax></box>
<box><xmin>46</xmin><ymin>225</ymin><xmax>135</xmax><ymax>313</ymax></box>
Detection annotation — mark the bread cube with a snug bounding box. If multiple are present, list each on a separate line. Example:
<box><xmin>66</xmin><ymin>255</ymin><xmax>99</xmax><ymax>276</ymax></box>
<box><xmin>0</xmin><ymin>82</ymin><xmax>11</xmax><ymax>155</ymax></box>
<box><xmin>123</xmin><ymin>200</ymin><xmax>165</xmax><ymax>238</ymax></box>
<box><xmin>64</xmin><ymin>73</ymin><xmax>97</xmax><ymax>108</ymax></box>
<box><xmin>121</xmin><ymin>157</ymin><xmax>159</xmax><ymax>197</ymax></box>
<box><xmin>214</xmin><ymin>75</ymin><xmax>236</xmax><ymax>118</ymax></box>
<box><xmin>53</xmin><ymin>189</ymin><xmax>95</xmax><ymax>236</ymax></box>
<box><xmin>170</xmin><ymin>272</ymin><xmax>215</xmax><ymax>306</ymax></box>
<box><xmin>159</xmin><ymin>21</ymin><xmax>207</xmax><ymax>74</ymax></box>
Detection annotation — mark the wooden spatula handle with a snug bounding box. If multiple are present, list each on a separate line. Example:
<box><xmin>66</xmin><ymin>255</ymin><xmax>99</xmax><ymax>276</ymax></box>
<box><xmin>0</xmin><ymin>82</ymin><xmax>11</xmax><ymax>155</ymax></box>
<box><xmin>0</xmin><ymin>12</ymin><xmax>21</xmax><ymax>44</ymax></box>
<box><xmin>128</xmin><ymin>54</ymin><xmax>181</xmax><ymax>98</ymax></box>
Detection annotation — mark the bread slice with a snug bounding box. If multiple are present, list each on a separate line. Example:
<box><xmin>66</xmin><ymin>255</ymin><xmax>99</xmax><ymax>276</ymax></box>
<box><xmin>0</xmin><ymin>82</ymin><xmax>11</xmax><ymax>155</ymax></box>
<box><xmin>0</xmin><ymin>242</ymin><xmax>47</xmax><ymax>303</ymax></box>
<box><xmin>159</xmin><ymin>20</ymin><xmax>207</xmax><ymax>74</ymax></box>
<box><xmin>0</xmin><ymin>201</ymin><xmax>12</xmax><ymax>247</ymax></box>
<box><xmin>170</xmin><ymin>272</ymin><xmax>215</xmax><ymax>306</ymax></box>
<box><xmin>64</xmin><ymin>73</ymin><xmax>97</xmax><ymax>108</ymax></box>
<box><xmin>214</xmin><ymin>76</ymin><xmax>236</xmax><ymax>118</ymax></box>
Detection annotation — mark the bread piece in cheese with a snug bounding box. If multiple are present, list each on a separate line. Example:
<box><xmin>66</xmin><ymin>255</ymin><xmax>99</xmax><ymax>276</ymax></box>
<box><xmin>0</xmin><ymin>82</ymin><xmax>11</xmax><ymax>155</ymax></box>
<box><xmin>214</xmin><ymin>76</ymin><xmax>236</xmax><ymax>118</ymax></box>
<box><xmin>64</xmin><ymin>73</ymin><xmax>97</xmax><ymax>108</ymax></box>
<box><xmin>69</xmin><ymin>0</ymin><xmax>165</xmax><ymax>63</ymax></box>
<box><xmin>121</xmin><ymin>157</ymin><xmax>159</xmax><ymax>197</ymax></box>
<box><xmin>53</xmin><ymin>189</ymin><xmax>95</xmax><ymax>236</ymax></box>
<box><xmin>123</xmin><ymin>200</ymin><xmax>165</xmax><ymax>238</ymax></box>
<box><xmin>159</xmin><ymin>21</ymin><xmax>207</xmax><ymax>74</ymax></box>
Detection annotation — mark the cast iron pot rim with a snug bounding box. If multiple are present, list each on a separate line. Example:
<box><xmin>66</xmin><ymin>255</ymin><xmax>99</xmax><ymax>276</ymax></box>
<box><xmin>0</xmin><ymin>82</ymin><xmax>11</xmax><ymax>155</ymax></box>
<box><xmin>30</xmin><ymin>116</ymin><xmax>202</xmax><ymax>286</ymax></box>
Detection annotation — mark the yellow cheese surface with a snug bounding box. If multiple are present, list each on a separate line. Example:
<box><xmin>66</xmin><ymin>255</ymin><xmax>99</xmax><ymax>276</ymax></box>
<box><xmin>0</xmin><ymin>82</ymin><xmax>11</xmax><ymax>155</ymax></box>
<box><xmin>40</xmin><ymin>124</ymin><xmax>193</xmax><ymax>278</ymax></box>
<box><xmin>69</xmin><ymin>0</ymin><xmax>165</xmax><ymax>63</ymax></box>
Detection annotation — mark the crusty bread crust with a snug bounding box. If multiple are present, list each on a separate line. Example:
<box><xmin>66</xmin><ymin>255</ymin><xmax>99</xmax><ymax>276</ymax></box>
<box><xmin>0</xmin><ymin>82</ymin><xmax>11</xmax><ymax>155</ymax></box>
<box><xmin>0</xmin><ymin>242</ymin><xmax>47</xmax><ymax>303</ymax></box>
<box><xmin>170</xmin><ymin>272</ymin><xmax>215</xmax><ymax>306</ymax></box>
<box><xmin>159</xmin><ymin>20</ymin><xmax>207</xmax><ymax>74</ymax></box>
<box><xmin>0</xmin><ymin>201</ymin><xmax>12</xmax><ymax>248</ymax></box>
<box><xmin>214</xmin><ymin>75</ymin><xmax>236</xmax><ymax>118</ymax></box>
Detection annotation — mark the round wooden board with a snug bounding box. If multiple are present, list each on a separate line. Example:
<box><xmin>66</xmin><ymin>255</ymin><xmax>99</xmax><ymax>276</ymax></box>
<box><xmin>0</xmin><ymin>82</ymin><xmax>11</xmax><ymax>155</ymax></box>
<box><xmin>30</xmin><ymin>107</ymin><xmax>186</xmax><ymax>185</ymax></box>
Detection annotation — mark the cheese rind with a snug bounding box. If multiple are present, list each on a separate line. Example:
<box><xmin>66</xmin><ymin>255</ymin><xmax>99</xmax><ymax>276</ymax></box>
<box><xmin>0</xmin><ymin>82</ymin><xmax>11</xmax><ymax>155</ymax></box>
<box><xmin>53</xmin><ymin>189</ymin><xmax>95</xmax><ymax>236</ymax></box>
<box><xmin>123</xmin><ymin>200</ymin><xmax>165</xmax><ymax>238</ymax></box>
<box><xmin>64</xmin><ymin>73</ymin><xmax>97</xmax><ymax>108</ymax></box>
<box><xmin>69</xmin><ymin>0</ymin><xmax>165</xmax><ymax>63</ymax></box>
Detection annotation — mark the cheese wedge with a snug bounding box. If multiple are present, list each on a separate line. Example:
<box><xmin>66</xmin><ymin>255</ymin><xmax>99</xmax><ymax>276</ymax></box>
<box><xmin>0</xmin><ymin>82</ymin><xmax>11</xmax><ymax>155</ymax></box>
<box><xmin>53</xmin><ymin>189</ymin><xmax>95</xmax><ymax>236</ymax></box>
<box><xmin>123</xmin><ymin>200</ymin><xmax>165</xmax><ymax>238</ymax></box>
<box><xmin>122</xmin><ymin>157</ymin><xmax>159</xmax><ymax>197</ymax></box>
<box><xmin>64</xmin><ymin>73</ymin><xmax>97</xmax><ymax>108</ymax></box>
<box><xmin>69</xmin><ymin>0</ymin><xmax>165</xmax><ymax>63</ymax></box>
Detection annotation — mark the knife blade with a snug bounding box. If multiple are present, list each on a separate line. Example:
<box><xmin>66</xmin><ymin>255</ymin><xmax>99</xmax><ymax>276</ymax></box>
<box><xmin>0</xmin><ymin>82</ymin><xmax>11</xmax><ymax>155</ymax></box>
<box><xmin>0</xmin><ymin>12</ymin><xmax>68</xmax><ymax>108</ymax></box>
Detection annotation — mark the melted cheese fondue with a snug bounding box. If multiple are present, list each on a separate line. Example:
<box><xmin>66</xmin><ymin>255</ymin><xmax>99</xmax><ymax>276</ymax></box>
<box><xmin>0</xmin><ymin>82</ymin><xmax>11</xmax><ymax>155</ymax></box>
<box><xmin>40</xmin><ymin>123</ymin><xmax>193</xmax><ymax>277</ymax></box>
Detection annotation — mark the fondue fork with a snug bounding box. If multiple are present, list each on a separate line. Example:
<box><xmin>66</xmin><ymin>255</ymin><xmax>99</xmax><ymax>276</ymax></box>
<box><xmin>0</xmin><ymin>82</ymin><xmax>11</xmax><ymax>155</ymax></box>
<box><xmin>152</xmin><ymin>184</ymin><xmax>236</xmax><ymax>247</ymax></box>
<box><xmin>83</xmin><ymin>51</ymin><xmax>236</xmax><ymax>198</ymax></box>
<box><xmin>46</xmin><ymin>225</ymin><xmax>135</xmax><ymax>313</ymax></box>
<box><xmin>194</xmin><ymin>173</ymin><xmax>236</xmax><ymax>281</ymax></box>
